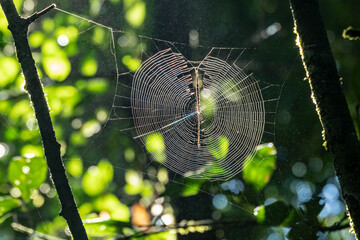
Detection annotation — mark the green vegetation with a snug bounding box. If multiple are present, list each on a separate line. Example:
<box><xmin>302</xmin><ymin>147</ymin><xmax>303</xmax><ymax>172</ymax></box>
<box><xmin>0</xmin><ymin>0</ymin><xmax>359</xmax><ymax>239</ymax></box>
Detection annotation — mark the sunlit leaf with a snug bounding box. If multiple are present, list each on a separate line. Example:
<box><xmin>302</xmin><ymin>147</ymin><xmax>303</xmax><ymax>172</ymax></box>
<box><xmin>254</xmin><ymin>205</ymin><xmax>265</xmax><ymax>223</ymax></box>
<box><xmin>0</xmin><ymin>196</ymin><xmax>22</xmax><ymax>216</ymax></box>
<box><xmin>85</xmin><ymin>223</ymin><xmax>117</xmax><ymax>238</ymax></box>
<box><xmin>81</xmin><ymin>120</ymin><xmax>101</xmax><ymax>138</ymax></box>
<box><xmin>146</xmin><ymin>134</ymin><xmax>165</xmax><ymax>152</ymax></box>
<box><xmin>41</xmin><ymin>39</ymin><xmax>60</xmax><ymax>55</ymax></box>
<box><xmin>21</xmin><ymin>145</ymin><xmax>44</xmax><ymax>157</ymax></box>
<box><xmin>81</xmin><ymin>57</ymin><xmax>98</xmax><ymax>77</ymax></box>
<box><xmin>94</xmin><ymin>194</ymin><xmax>130</xmax><ymax>221</ymax></box>
<box><xmin>200</xmin><ymin>89</ymin><xmax>216</xmax><ymax>118</ymax></box>
<box><xmin>92</xmin><ymin>27</ymin><xmax>105</xmax><ymax>45</ymax></box>
<box><xmin>29</xmin><ymin>32</ymin><xmax>44</xmax><ymax>48</ymax></box>
<box><xmin>83</xmin><ymin>216</ymin><xmax>132</xmax><ymax>238</ymax></box>
<box><xmin>125</xmin><ymin>2</ymin><xmax>146</xmax><ymax>28</ymax></box>
<box><xmin>243</xmin><ymin>143</ymin><xmax>276</xmax><ymax>191</ymax></box>
<box><xmin>8</xmin><ymin>156</ymin><xmax>47</xmax><ymax>201</ymax></box>
<box><xmin>124</xmin><ymin>170</ymin><xmax>143</xmax><ymax>195</ymax></box>
<box><xmin>46</xmin><ymin>85</ymin><xmax>80</xmax><ymax>116</ymax></box>
<box><xmin>145</xmin><ymin>132</ymin><xmax>166</xmax><ymax>163</ymax></box>
<box><xmin>42</xmin><ymin>18</ymin><xmax>55</xmax><ymax>33</ymax></box>
<box><xmin>208</xmin><ymin>136</ymin><xmax>229</xmax><ymax>160</ymax></box>
<box><xmin>134</xmin><ymin>230</ymin><xmax>177</xmax><ymax>240</ymax></box>
<box><xmin>9</xmin><ymin>100</ymin><xmax>33</xmax><ymax>123</ymax></box>
<box><xmin>36</xmin><ymin>216</ymin><xmax>68</xmax><ymax>239</ymax></box>
<box><xmin>141</xmin><ymin>180</ymin><xmax>154</xmax><ymax>197</ymax></box>
<box><xmin>42</xmin><ymin>56</ymin><xmax>71</xmax><ymax>81</ymax></box>
<box><xmin>0</xmin><ymin>56</ymin><xmax>20</xmax><ymax>87</ymax></box>
<box><xmin>55</xmin><ymin>26</ymin><xmax>78</xmax><ymax>40</ymax></box>
<box><xmin>66</xmin><ymin>157</ymin><xmax>83</xmax><ymax>177</ymax></box>
<box><xmin>122</xmin><ymin>55</ymin><xmax>141</xmax><ymax>72</ymax></box>
<box><xmin>82</xmin><ymin>160</ymin><xmax>113</xmax><ymax>196</ymax></box>
<box><xmin>162</xmin><ymin>178</ymin><xmax>206</xmax><ymax>197</ymax></box>
<box><xmin>87</xmin><ymin>78</ymin><xmax>108</xmax><ymax>93</ymax></box>
<box><xmin>70</xmin><ymin>132</ymin><xmax>86</xmax><ymax>145</ymax></box>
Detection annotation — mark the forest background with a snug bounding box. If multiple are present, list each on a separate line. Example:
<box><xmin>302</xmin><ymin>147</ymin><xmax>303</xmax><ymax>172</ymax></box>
<box><xmin>0</xmin><ymin>0</ymin><xmax>360</xmax><ymax>239</ymax></box>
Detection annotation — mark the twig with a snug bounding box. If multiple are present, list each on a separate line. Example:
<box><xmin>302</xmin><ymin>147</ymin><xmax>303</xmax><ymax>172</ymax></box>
<box><xmin>320</xmin><ymin>223</ymin><xmax>350</xmax><ymax>232</ymax></box>
<box><xmin>11</xmin><ymin>222</ymin><xmax>67</xmax><ymax>240</ymax></box>
<box><xmin>0</xmin><ymin>0</ymin><xmax>88</xmax><ymax>239</ymax></box>
<box><xmin>117</xmin><ymin>219</ymin><xmax>258</xmax><ymax>239</ymax></box>
<box><xmin>27</xmin><ymin>4</ymin><xmax>56</xmax><ymax>24</ymax></box>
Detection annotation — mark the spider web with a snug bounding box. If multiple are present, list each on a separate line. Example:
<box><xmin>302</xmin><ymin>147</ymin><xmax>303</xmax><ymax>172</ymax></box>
<box><xmin>55</xmin><ymin>5</ymin><xmax>285</xmax><ymax>205</ymax></box>
<box><xmin>110</xmin><ymin>44</ymin><xmax>280</xmax><ymax>181</ymax></box>
<box><xmin>23</xmin><ymin>5</ymin><xmax>301</xmax><ymax>239</ymax></box>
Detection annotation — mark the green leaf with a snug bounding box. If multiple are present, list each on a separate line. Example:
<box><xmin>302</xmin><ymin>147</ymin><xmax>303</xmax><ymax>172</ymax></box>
<box><xmin>124</xmin><ymin>170</ymin><xmax>143</xmax><ymax>195</ymax></box>
<box><xmin>162</xmin><ymin>178</ymin><xmax>206</xmax><ymax>197</ymax></box>
<box><xmin>42</xmin><ymin>18</ymin><xmax>55</xmax><ymax>32</ymax></box>
<box><xmin>287</xmin><ymin>221</ymin><xmax>318</xmax><ymax>240</ymax></box>
<box><xmin>242</xmin><ymin>143</ymin><xmax>276</xmax><ymax>191</ymax></box>
<box><xmin>87</xmin><ymin>78</ymin><xmax>108</xmax><ymax>93</ymax></box>
<box><xmin>0</xmin><ymin>56</ymin><xmax>20</xmax><ymax>87</ymax></box>
<box><xmin>145</xmin><ymin>132</ymin><xmax>166</xmax><ymax>163</ymax></box>
<box><xmin>264</xmin><ymin>201</ymin><xmax>290</xmax><ymax>226</ymax></box>
<box><xmin>122</xmin><ymin>55</ymin><xmax>141</xmax><ymax>72</ymax></box>
<box><xmin>81</xmin><ymin>57</ymin><xmax>98</xmax><ymax>77</ymax></box>
<box><xmin>83</xmin><ymin>216</ymin><xmax>117</xmax><ymax>238</ymax></box>
<box><xmin>21</xmin><ymin>145</ymin><xmax>44</xmax><ymax>157</ymax></box>
<box><xmin>46</xmin><ymin>85</ymin><xmax>81</xmax><ymax>116</ymax></box>
<box><xmin>29</xmin><ymin>32</ymin><xmax>44</xmax><ymax>48</ymax></box>
<box><xmin>125</xmin><ymin>2</ymin><xmax>146</xmax><ymax>28</ymax></box>
<box><xmin>83</xmin><ymin>217</ymin><xmax>133</xmax><ymax>239</ymax></box>
<box><xmin>0</xmin><ymin>196</ymin><xmax>22</xmax><ymax>216</ymax></box>
<box><xmin>254</xmin><ymin>205</ymin><xmax>265</xmax><ymax>223</ymax></box>
<box><xmin>93</xmin><ymin>194</ymin><xmax>130</xmax><ymax>221</ymax></box>
<box><xmin>42</xmin><ymin>55</ymin><xmax>71</xmax><ymax>81</ymax></box>
<box><xmin>82</xmin><ymin>160</ymin><xmax>113</xmax><ymax>196</ymax></box>
<box><xmin>134</xmin><ymin>230</ymin><xmax>177</xmax><ymax>240</ymax></box>
<box><xmin>208</xmin><ymin>136</ymin><xmax>229</xmax><ymax>160</ymax></box>
<box><xmin>92</xmin><ymin>27</ymin><xmax>105</xmax><ymax>45</ymax></box>
<box><xmin>66</xmin><ymin>157</ymin><xmax>83</xmax><ymax>177</ymax></box>
<box><xmin>8</xmin><ymin>156</ymin><xmax>47</xmax><ymax>201</ymax></box>
<box><xmin>303</xmin><ymin>197</ymin><xmax>322</xmax><ymax>225</ymax></box>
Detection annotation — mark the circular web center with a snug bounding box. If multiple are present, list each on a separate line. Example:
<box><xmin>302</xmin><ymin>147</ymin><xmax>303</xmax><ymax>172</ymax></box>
<box><xmin>131</xmin><ymin>48</ymin><xmax>265</xmax><ymax>181</ymax></box>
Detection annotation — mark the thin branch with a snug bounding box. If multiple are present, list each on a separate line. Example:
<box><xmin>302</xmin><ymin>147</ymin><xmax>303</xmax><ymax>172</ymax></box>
<box><xmin>0</xmin><ymin>0</ymin><xmax>88</xmax><ymax>239</ymax></box>
<box><xmin>11</xmin><ymin>222</ymin><xmax>66</xmax><ymax>240</ymax></box>
<box><xmin>27</xmin><ymin>4</ymin><xmax>56</xmax><ymax>24</ymax></box>
<box><xmin>320</xmin><ymin>223</ymin><xmax>350</xmax><ymax>232</ymax></box>
<box><xmin>117</xmin><ymin>219</ymin><xmax>258</xmax><ymax>239</ymax></box>
<box><xmin>118</xmin><ymin>217</ymin><xmax>350</xmax><ymax>239</ymax></box>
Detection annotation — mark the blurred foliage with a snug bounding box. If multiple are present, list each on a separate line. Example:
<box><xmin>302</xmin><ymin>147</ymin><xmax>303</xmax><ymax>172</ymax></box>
<box><xmin>243</xmin><ymin>143</ymin><xmax>277</xmax><ymax>191</ymax></box>
<box><xmin>0</xmin><ymin>0</ymin><xmax>359</xmax><ymax>239</ymax></box>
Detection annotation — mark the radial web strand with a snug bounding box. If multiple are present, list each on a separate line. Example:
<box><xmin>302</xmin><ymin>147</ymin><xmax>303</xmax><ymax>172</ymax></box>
<box><xmin>110</xmin><ymin>37</ymin><xmax>281</xmax><ymax>181</ymax></box>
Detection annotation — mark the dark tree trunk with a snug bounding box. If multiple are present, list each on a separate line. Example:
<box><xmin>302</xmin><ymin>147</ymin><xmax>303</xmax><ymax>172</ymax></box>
<box><xmin>0</xmin><ymin>0</ymin><xmax>88</xmax><ymax>239</ymax></box>
<box><xmin>289</xmin><ymin>0</ymin><xmax>360</xmax><ymax>238</ymax></box>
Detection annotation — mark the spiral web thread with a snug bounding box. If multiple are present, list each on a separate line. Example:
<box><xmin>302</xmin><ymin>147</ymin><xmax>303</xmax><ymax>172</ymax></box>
<box><xmin>111</xmin><ymin>38</ymin><xmax>280</xmax><ymax>181</ymax></box>
<box><xmin>52</xmin><ymin>9</ymin><xmax>280</xmax><ymax>182</ymax></box>
<box><xmin>6</xmin><ymin>8</ymin><xmax>296</xmax><ymax>236</ymax></box>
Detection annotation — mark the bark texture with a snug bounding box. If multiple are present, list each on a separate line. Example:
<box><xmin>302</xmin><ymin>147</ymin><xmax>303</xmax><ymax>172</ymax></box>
<box><xmin>0</xmin><ymin>1</ymin><xmax>88</xmax><ymax>239</ymax></box>
<box><xmin>289</xmin><ymin>0</ymin><xmax>360</xmax><ymax>238</ymax></box>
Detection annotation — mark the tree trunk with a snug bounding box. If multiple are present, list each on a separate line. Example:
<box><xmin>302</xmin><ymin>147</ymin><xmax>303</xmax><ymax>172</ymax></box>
<box><xmin>289</xmin><ymin>0</ymin><xmax>360</xmax><ymax>238</ymax></box>
<box><xmin>0</xmin><ymin>0</ymin><xmax>88</xmax><ymax>239</ymax></box>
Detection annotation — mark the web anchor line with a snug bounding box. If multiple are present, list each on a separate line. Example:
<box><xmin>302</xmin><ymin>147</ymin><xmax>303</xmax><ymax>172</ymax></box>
<box><xmin>127</xmin><ymin>47</ymin><xmax>269</xmax><ymax>181</ymax></box>
<box><xmin>53</xmin><ymin>6</ymin><xmax>283</xmax><ymax>181</ymax></box>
